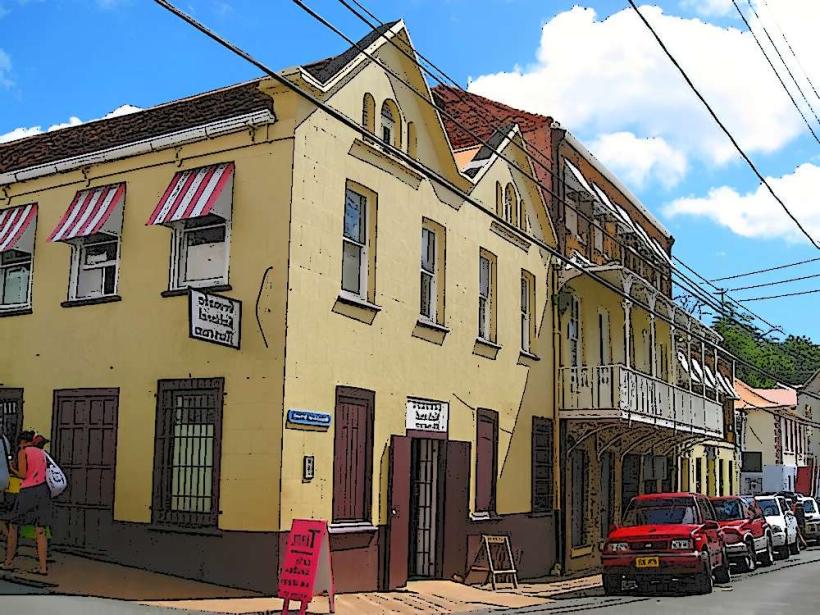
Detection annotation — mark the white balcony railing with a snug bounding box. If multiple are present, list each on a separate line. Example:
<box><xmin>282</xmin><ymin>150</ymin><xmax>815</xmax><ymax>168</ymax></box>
<box><xmin>560</xmin><ymin>364</ymin><xmax>723</xmax><ymax>437</ymax></box>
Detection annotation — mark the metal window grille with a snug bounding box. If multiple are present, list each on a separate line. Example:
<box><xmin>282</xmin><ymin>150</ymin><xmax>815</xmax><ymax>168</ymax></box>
<box><xmin>153</xmin><ymin>378</ymin><xmax>223</xmax><ymax>528</ymax></box>
<box><xmin>0</xmin><ymin>389</ymin><xmax>23</xmax><ymax>443</ymax></box>
<box><xmin>531</xmin><ymin>417</ymin><xmax>553</xmax><ymax>514</ymax></box>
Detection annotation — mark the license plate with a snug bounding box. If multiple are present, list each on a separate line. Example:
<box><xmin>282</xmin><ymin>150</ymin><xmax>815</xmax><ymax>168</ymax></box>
<box><xmin>635</xmin><ymin>556</ymin><xmax>660</xmax><ymax>568</ymax></box>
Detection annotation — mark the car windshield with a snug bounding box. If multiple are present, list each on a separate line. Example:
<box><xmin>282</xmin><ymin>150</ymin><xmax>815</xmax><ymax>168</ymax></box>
<box><xmin>803</xmin><ymin>500</ymin><xmax>817</xmax><ymax>514</ymax></box>
<box><xmin>713</xmin><ymin>499</ymin><xmax>743</xmax><ymax>521</ymax></box>
<box><xmin>623</xmin><ymin>502</ymin><xmax>698</xmax><ymax>526</ymax></box>
<box><xmin>758</xmin><ymin>499</ymin><xmax>780</xmax><ymax>516</ymax></box>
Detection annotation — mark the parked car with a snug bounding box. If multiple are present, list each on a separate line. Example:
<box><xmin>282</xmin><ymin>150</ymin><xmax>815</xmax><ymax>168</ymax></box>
<box><xmin>755</xmin><ymin>495</ymin><xmax>799</xmax><ymax>558</ymax></box>
<box><xmin>711</xmin><ymin>496</ymin><xmax>774</xmax><ymax>571</ymax></box>
<box><xmin>801</xmin><ymin>497</ymin><xmax>820</xmax><ymax>544</ymax></box>
<box><xmin>602</xmin><ymin>493</ymin><xmax>731</xmax><ymax>595</ymax></box>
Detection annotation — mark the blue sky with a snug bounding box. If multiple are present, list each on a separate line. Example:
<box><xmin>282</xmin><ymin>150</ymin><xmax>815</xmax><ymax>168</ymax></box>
<box><xmin>1</xmin><ymin>0</ymin><xmax>819</xmax><ymax>342</ymax></box>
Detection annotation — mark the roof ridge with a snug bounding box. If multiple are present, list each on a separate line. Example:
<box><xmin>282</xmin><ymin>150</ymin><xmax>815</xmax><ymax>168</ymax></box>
<box><xmin>433</xmin><ymin>84</ymin><xmax>551</xmax><ymax>123</ymax></box>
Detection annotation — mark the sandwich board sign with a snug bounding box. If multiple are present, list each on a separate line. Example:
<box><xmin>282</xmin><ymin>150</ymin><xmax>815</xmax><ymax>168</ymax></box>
<box><xmin>278</xmin><ymin>519</ymin><xmax>335</xmax><ymax>614</ymax></box>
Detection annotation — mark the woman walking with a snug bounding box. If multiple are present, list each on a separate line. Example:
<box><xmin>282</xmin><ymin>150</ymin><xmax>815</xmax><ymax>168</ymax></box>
<box><xmin>2</xmin><ymin>431</ymin><xmax>51</xmax><ymax>574</ymax></box>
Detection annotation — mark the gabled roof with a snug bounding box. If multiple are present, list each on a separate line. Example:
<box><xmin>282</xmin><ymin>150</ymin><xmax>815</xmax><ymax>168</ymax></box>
<box><xmin>0</xmin><ymin>80</ymin><xmax>273</xmax><ymax>176</ymax></box>
<box><xmin>735</xmin><ymin>378</ymin><xmax>797</xmax><ymax>409</ymax></box>
<box><xmin>303</xmin><ymin>20</ymin><xmax>400</xmax><ymax>84</ymax></box>
<box><xmin>432</xmin><ymin>85</ymin><xmax>552</xmax><ymax>150</ymax></box>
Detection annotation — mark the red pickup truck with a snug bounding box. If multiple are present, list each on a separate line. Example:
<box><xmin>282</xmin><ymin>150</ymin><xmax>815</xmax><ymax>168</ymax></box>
<box><xmin>602</xmin><ymin>492</ymin><xmax>731</xmax><ymax>595</ymax></box>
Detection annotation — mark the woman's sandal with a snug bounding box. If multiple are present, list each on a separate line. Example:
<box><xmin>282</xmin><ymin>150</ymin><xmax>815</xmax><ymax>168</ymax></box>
<box><xmin>31</xmin><ymin>570</ymin><xmax>48</xmax><ymax>576</ymax></box>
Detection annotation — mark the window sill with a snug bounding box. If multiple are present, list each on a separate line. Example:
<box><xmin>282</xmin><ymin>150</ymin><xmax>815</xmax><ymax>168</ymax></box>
<box><xmin>161</xmin><ymin>284</ymin><xmax>232</xmax><ymax>298</ymax></box>
<box><xmin>328</xmin><ymin>521</ymin><xmax>378</xmax><ymax>534</ymax></box>
<box><xmin>475</xmin><ymin>337</ymin><xmax>501</xmax><ymax>350</ymax></box>
<box><xmin>416</xmin><ymin>318</ymin><xmax>449</xmax><ymax>333</ymax></box>
<box><xmin>518</xmin><ymin>350</ymin><xmax>541</xmax><ymax>362</ymax></box>
<box><xmin>336</xmin><ymin>291</ymin><xmax>382</xmax><ymax>312</ymax></box>
<box><xmin>61</xmin><ymin>295</ymin><xmax>122</xmax><ymax>308</ymax></box>
<box><xmin>148</xmin><ymin>524</ymin><xmax>223</xmax><ymax>537</ymax></box>
<box><xmin>0</xmin><ymin>306</ymin><xmax>32</xmax><ymax>318</ymax></box>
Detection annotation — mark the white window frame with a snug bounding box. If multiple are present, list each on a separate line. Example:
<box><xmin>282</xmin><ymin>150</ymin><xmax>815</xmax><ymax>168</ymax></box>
<box><xmin>68</xmin><ymin>234</ymin><xmax>121</xmax><ymax>300</ymax></box>
<box><xmin>420</xmin><ymin>227</ymin><xmax>436</xmax><ymax>322</ymax></box>
<box><xmin>0</xmin><ymin>250</ymin><xmax>33</xmax><ymax>310</ymax></box>
<box><xmin>169</xmin><ymin>218</ymin><xmax>231</xmax><ymax>291</ymax></box>
<box><xmin>478</xmin><ymin>254</ymin><xmax>492</xmax><ymax>341</ymax></box>
<box><xmin>341</xmin><ymin>189</ymin><xmax>368</xmax><ymax>299</ymax></box>
<box><xmin>520</xmin><ymin>273</ymin><xmax>532</xmax><ymax>353</ymax></box>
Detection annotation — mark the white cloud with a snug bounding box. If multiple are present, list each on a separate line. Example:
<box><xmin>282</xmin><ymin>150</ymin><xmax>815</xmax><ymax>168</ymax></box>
<box><xmin>588</xmin><ymin>131</ymin><xmax>687</xmax><ymax>189</ymax></box>
<box><xmin>664</xmin><ymin>163</ymin><xmax>820</xmax><ymax>241</ymax></box>
<box><xmin>680</xmin><ymin>0</ymin><xmax>735</xmax><ymax>17</ymax></box>
<box><xmin>468</xmin><ymin>3</ymin><xmax>820</xmax><ymax>175</ymax></box>
<box><xmin>0</xmin><ymin>104</ymin><xmax>141</xmax><ymax>144</ymax></box>
<box><xmin>0</xmin><ymin>48</ymin><xmax>11</xmax><ymax>88</ymax></box>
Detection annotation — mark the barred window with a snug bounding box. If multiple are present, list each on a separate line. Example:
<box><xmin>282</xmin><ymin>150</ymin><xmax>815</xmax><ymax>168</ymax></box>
<box><xmin>531</xmin><ymin>417</ymin><xmax>553</xmax><ymax>514</ymax></box>
<box><xmin>152</xmin><ymin>378</ymin><xmax>223</xmax><ymax>528</ymax></box>
<box><xmin>0</xmin><ymin>388</ymin><xmax>23</xmax><ymax>444</ymax></box>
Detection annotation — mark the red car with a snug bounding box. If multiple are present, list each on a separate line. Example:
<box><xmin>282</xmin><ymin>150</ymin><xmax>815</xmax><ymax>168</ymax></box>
<box><xmin>602</xmin><ymin>492</ymin><xmax>731</xmax><ymax>595</ymax></box>
<box><xmin>710</xmin><ymin>496</ymin><xmax>774</xmax><ymax>571</ymax></box>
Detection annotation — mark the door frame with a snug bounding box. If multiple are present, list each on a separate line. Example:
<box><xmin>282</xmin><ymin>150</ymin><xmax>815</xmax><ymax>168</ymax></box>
<box><xmin>51</xmin><ymin>387</ymin><xmax>120</xmax><ymax>553</ymax></box>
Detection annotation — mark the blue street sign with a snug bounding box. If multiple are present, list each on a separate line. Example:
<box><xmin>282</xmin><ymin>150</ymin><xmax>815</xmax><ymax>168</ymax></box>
<box><xmin>287</xmin><ymin>409</ymin><xmax>332</xmax><ymax>428</ymax></box>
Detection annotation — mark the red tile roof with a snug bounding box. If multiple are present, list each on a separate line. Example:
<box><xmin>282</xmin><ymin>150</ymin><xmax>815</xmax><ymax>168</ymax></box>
<box><xmin>432</xmin><ymin>85</ymin><xmax>553</xmax><ymax>150</ymax></box>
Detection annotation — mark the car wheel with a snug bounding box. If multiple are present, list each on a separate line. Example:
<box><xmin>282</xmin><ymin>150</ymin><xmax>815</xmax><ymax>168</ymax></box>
<box><xmin>738</xmin><ymin>539</ymin><xmax>756</xmax><ymax>573</ymax></box>
<box><xmin>779</xmin><ymin>542</ymin><xmax>791</xmax><ymax>560</ymax></box>
<box><xmin>714</xmin><ymin>548</ymin><xmax>732</xmax><ymax>584</ymax></box>
<box><xmin>692</xmin><ymin>551</ymin><xmax>714</xmax><ymax>595</ymax></box>
<box><xmin>602</xmin><ymin>573</ymin><xmax>622</xmax><ymax>596</ymax></box>
<box><xmin>759</xmin><ymin>536</ymin><xmax>775</xmax><ymax>567</ymax></box>
<box><xmin>790</xmin><ymin>535</ymin><xmax>800</xmax><ymax>555</ymax></box>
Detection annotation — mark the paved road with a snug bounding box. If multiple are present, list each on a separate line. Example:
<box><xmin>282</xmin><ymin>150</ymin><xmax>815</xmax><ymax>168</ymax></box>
<box><xmin>0</xmin><ymin>590</ymin><xmax>215</xmax><ymax>615</ymax></box>
<box><xmin>475</xmin><ymin>546</ymin><xmax>820</xmax><ymax>615</ymax></box>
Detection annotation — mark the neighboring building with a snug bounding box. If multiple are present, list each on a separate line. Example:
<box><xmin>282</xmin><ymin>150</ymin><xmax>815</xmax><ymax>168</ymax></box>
<box><xmin>736</xmin><ymin>380</ymin><xmax>805</xmax><ymax>494</ymax></box>
<box><xmin>798</xmin><ymin>369</ymin><xmax>819</xmax><ymax>495</ymax></box>
<box><xmin>435</xmin><ymin>88</ymin><xmax>737</xmax><ymax>574</ymax></box>
<box><xmin>1</xmin><ymin>22</ymin><xmax>563</xmax><ymax>592</ymax></box>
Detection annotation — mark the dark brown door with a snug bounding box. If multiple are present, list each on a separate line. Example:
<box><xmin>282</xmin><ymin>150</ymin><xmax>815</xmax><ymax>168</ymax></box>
<box><xmin>52</xmin><ymin>389</ymin><xmax>118</xmax><ymax>553</ymax></box>
<box><xmin>441</xmin><ymin>441</ymin><xmax>470</xmax><ymax>581</ymax></box>
<box><xmin>388</xmin><ymin>435</ymin><xmax>411</xmax><ymax>590</ymax></box>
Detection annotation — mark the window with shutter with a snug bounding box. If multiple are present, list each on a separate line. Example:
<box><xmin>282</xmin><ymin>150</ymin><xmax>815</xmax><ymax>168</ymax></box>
<box><xmin>475</xmin><ymin>409</ymin><xmax>498</xmax><ymax>513</ymax></box>
<box><xmin>332</xmin><ymin>387</ymin><xmax>374</xmax><ymax>522</ymax></box>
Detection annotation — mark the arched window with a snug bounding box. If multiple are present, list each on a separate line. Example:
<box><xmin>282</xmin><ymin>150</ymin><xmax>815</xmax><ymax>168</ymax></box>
<box><xmin>362</xmin><ymin>93</ymin><xmax>375</xmax><ymax>133</ymax></box>
<box><xmin>519</xmin><ymin>200</ymin><xmax>527</xmax><ymax>231</ymax></box>
<box><xmin>505</xmin><ymin>183</ymin><xmax>517</xmax><ymax>225</ymax></box>
<box><xmin>406</xmin><ymin>121</ymin><xmax>417</xmax><ymax>158</ymax></box>
<box><xmin>380</xmin><ymin>99</ymin><xmax>401</xmax><ymax>148</ymax></box>
<box><xmin>495</xmin><ymin>182</ymin><xmax>503</xmax><ymax>217</ymax></box>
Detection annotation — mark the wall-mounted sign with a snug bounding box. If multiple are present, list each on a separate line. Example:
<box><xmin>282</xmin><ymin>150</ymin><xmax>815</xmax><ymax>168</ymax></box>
<box><xmin>406</xmin><ymin>397</ymin><xmax>449</xmax><ymax>433</ymax></box>
<box><xmin>287</xmin><ymin>409</ymin><xmax>332</xmax><ymax>429</ymax></box>
<box><xmin>189</xmin><ymin>290</ymin><xmax>241</xmax><ymax>349</ymax></box>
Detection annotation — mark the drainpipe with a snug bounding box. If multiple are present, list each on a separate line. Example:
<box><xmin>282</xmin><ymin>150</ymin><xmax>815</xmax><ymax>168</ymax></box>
<box><xmin>551</xmin><ymin>259</ymin><xmax>565</xmax><ymax>577</ymax></box>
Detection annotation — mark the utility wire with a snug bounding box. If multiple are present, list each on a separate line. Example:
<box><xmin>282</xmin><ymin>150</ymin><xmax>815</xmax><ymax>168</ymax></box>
<box><xmin>739</xmin><ymin>287</ymin><xmax>820</xmax><ymax>302</ymax></box>
<box><xmin>331</xmin><ymin>0</ymin><xmax>791</xmax><ymax>341</ymax></box>
<box><xmin>728</xmin><ymin>270</ymin><xmax>820</xmax><ymax>292</ymax></box>
<box><xmin>758</xmin><ymin>0</ymin><xmax>820</xmax><ymax>102</ymax></box>
<box><xmin>150</xmin><ymin>0</ymin><xmax>812</xmax><ymax>391</ymax></box>
<box><xmin>627</xmin><ymin>0</ymin><xmax>820</xmax><ymax>250</ymax></box>
<box><xmin>745</xmin><ymin>0</ymin><xmax>820</xmax><ymax>124</ymax></box>
<box><xmin>731</xmin><ymin>0</ymin><xmax>820</xmax><ymax>144</ymax></box>
<box><xmin>712</xmin><ymin>256</ymin><xmax>820</xmax><ymax>281</ymax></box>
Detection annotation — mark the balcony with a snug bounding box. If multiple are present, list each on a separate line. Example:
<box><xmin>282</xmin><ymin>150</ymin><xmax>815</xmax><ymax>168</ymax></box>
<box><xmin>560</xmin><ymin>364</ymin><xmax>723</xmax><ymax>438</ymax></box>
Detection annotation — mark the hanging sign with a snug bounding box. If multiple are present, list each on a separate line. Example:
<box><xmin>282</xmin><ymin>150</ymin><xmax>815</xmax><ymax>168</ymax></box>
<box><xmin>278</xmin><ymin>519</ymin><xmax>335</xmax><ymax>614</ymax></box>
<box><xmin>406</xmin><ymin>397</ymin><xmax>449</xmax><ymax>433</ymax></box>
<box><xmin>189</xmin><ymin>289</ymin><xmax>241</xmax><ymax>349</ymax></box>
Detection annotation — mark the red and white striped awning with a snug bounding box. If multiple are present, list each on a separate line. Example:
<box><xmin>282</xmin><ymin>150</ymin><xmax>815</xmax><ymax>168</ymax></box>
<box><xmin>147</xmin><ymin>162</ymin><xmax>235</xmax><ymax>226</ymax></box>
<box><xmin>49</xmin><ymin>183</ymin><xmax>126</xmax><ymax>242</ymax></box>
<box><xmin>0</xmin><ymin>203</ymin><xmax>37</xmax><ymax>253</ymax></box>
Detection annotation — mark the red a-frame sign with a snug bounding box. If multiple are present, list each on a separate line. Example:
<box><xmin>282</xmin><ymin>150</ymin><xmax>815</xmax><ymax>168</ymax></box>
<box><xmin>278</xmin><ymin>519</ymin><xmax>336</xmax><ymax>615</ymax></box>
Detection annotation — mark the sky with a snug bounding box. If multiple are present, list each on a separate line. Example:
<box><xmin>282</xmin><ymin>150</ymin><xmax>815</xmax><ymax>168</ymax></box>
<box><xmin>1</xmin><ymin>0</ymin><xmax>819</xmax><ymax>343</ymax></box>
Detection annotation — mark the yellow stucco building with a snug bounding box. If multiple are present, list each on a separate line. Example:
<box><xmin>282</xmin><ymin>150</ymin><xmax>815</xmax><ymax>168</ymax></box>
<box><xmin>1</xmin><ymin>22</ymin><xmax>565</xmax><ymax>591</ymax></box>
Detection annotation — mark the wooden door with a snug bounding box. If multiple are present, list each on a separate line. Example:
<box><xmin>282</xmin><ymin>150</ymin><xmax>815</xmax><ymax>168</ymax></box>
<box><xmin>441</xmin><ymin>441</ymin><xmax>470</xmax><ymax>581</ymax></box>
<box><xmin>52</xmin><ymin>389</ymin><xmax>118</xmax><ymax>553</ymax></box>
<box><xmin>387</xmin><ymin>435</ymin><xmax>411</xmax><ymax>590</ymax></box>
<box><xmin>621</xmin><ymin>453</ymin><xmax>640</xmax><ymax>518</ymax></box>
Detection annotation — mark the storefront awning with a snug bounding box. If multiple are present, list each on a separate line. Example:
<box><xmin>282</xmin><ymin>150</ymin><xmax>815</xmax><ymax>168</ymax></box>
<box><xmin>49</xmin><ymin>183</ymin><xmax>125</xmax><ymax>242</ymax></box>
<box><xmin>0</xmin><ymin>203</ymin><xmax>37</xmax><ymax>253</ymax></box>
<box><xmin>147</xmin><ymin>162</ymin><xmax>234</xmax><ymax>226</ymax></box>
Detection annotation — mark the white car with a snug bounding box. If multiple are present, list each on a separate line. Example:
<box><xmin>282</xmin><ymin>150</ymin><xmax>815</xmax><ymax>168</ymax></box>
<box><xmin>755</xmin><ymin>495</ymin><xmax>799</xmax><ymax>559</ymax></box>
<box><xmin>801</xmin><ymin>497</ymin><xmax>820</xmax><ymax>544</ymax></box>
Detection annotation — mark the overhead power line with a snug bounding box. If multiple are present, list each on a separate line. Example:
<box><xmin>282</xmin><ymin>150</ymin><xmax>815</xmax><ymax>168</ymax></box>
<box><xmin>627</xmin><ymin>0</ymin><xmax>820</xmax><ymax>250</ymax></box>
<box><xmin>151</xmin><ymin>0</ymin><xmax>812</xmax><ymax>391</ymax></box>
<box><xmin>728</xmin><ymin>270</ymin><xmax>820</xmax><ymax>292</ymax></box>
<box><xmin>739</xmin><ymin>287</ymin><xmax>820</xmax><ymax>302</ymax></box>
<box><xmin>711</xmin><ymin>256</ymin><xmax>820</xmax><ymax>281</ymax></box>
<box><xmin>731</xmin><ymin>0</ymin><xmax>820</xmax><ymax>144</ymax></box>
<box><xmin>331</xmin><ymin>0</ymin><xmax>792</xmax><ymax>340</ymax></box>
